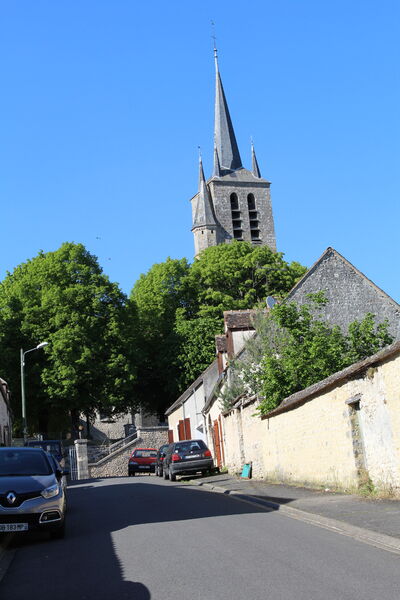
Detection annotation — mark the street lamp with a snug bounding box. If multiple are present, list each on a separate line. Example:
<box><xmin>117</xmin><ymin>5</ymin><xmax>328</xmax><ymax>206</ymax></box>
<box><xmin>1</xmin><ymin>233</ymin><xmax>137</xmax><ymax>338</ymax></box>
<box><xmin>20</xmin><ymin>341</ymin><xmax>49</xmax><ymax>440</ymax></box>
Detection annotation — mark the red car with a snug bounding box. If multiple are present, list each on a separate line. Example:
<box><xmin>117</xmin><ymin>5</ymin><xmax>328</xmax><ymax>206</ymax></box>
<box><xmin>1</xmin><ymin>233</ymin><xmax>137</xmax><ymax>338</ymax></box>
<box><xmin>128</xmin><ymin>448</ymin><xmax>158</xmax><ymax>476</ymax></box>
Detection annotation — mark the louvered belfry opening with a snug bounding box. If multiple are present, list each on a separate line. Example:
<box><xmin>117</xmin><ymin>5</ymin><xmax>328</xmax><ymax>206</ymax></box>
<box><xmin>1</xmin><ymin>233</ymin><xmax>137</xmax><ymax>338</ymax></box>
<box><xmin>248</xmin><ymin>193</ymin><xmax>260</xmax><ymax>241</ymax></box>
<box><xmin>230</xmin><ymin>193</ymin><xmax>243</xmax><ymax>240</ymax></box>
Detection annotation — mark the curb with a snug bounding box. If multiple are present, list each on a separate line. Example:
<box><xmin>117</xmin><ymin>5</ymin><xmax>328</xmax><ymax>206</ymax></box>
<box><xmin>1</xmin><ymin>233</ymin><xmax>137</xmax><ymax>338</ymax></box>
<box><xmin>195</xmin><ymin>481</ymin><xmax>400</xmax><ymax>556</ymax></box>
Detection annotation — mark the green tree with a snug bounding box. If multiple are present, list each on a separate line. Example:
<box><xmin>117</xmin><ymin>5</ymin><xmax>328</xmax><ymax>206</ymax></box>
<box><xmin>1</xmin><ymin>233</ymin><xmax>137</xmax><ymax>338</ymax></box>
<box><xmin>0</xmin><ymin>243</ymin><xmax>136</xmax><ymax>435</ymax></box>
<box><xmin>131</xmin><ymin>243</ymin><xmax>306</xmax><ymax>414</ymax></box>
<box><xmin>130</xmin><ymin>258</ymin><xmax>192</xmax><ymax>415</ymax></box>
<box><xmin>220</xmin><ymin>294</ymin><xmax>394</xmax><ymax>415</ymax></box>
<box><xmin>188</xmin><ymin>241</ymin><xmax>306</xmax><ymax>318</ymax></box>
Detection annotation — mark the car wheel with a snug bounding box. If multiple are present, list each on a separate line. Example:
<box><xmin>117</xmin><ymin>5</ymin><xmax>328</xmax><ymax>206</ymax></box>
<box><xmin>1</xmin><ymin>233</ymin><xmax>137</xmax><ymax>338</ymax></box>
<box><xmin>50</xmin><ymin>521</ymin><xmax>65</xmax><ymax>540</ymax></box>
<box><xmin>163</xmin><ymin>466</ymin><xmax>168</xmax><ymax>480</ymax></box>
<box><xmin>169</xmin><ymin>469</ymin><xmax>176</xmax><ymax>482</ymax></box>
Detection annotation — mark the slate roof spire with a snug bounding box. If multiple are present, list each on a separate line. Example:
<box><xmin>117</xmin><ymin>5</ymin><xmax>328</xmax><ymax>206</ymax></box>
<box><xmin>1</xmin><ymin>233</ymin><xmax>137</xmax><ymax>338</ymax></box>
<box><xmin>251</xmin><ymin>141</ymin><xmax>261</xmax><ymax>178</ymax></box>
<box><xmin>213</xmin><ymin>143</ymin><xmax>222</xmax><ymax>177</ymax></box>
<box><xmin>193</xmin><ymin>154</ymin><xmax>217</xmax><ymax>229</ymax></box>
<box><xmin>214</xmin><ymin>45</ymin><xmax>242</xmax><ymax>173</ymax></box>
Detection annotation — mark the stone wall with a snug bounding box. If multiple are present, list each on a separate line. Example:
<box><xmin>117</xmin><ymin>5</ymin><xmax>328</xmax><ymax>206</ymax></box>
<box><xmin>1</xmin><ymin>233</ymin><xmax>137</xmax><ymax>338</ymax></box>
<box><xmin>209</xmin><ymin>176</ymin><xmax>276</xmax><ymax>252</ymax></box>
<box><xmin>219</xmin><ymin>343</ymin><xmax>400</xmax><ymax>493</ymax></box>
<box><xmin>89</xmin><ymin>427</ymin><xmax>168</xmax><ymax>478</ymax></box>
<box><xmin>287</xmin><ymin>248</ymin><xmax>400</xmax><ymax>340</ymax></box>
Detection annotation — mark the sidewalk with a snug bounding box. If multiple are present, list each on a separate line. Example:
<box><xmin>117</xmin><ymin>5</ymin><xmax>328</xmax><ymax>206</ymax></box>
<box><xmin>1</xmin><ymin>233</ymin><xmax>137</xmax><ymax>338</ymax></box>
<box><xmin>192</xmin><ymin>474</ymin><xmax>400</xmax><ymax>553</ymax></box>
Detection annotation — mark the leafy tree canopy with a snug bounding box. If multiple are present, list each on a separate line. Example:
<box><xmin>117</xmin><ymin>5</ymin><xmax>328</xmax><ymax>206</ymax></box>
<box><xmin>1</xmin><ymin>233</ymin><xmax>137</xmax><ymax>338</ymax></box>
<box><xmin>219</xmin><ymin>293</ymin><xmax>393</xmax><ymax>415</ymax></box>
<box><xmin>0</xmin><ymin>243</ymin><xmax>136</xmax><ymax>435</ymax></box>
<box><xmin>130</xmin><ymin>242</ymin><xmax>306</xmax><ymax>414</ymax></box>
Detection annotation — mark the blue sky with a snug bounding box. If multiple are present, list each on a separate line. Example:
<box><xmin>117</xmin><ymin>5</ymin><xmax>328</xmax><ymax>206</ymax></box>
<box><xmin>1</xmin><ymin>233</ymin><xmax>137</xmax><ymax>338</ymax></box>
<box><xmin>1</xmin><ymin>1</ymin><xmax>399</xmax><ymax>301</ymax></box>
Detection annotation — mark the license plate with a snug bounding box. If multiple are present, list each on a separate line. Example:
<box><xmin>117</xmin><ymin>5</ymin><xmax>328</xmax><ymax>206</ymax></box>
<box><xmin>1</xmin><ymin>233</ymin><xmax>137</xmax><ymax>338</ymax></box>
<box><xmin>0</xmin><ymin>523</ymin><xmax>29</xmax><ymax>532</ymax></box>
<box><xmin>139</xmin><ymin>465</ymin><xmax>150</xmax><ymax>469</ymax></box>
<box><xmin>186</xmin><ymin>454</ymin><xmax>200</xmax><ymax>459</ymax></box>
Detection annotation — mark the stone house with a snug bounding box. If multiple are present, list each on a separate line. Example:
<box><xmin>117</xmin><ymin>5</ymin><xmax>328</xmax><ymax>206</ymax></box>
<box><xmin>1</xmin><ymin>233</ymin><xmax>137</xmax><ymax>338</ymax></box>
<box><xmin>201</xmin><ymin>247</ymin><xmax>400</xmax><ymax>480</ymax></box>
<box><xmin>0</xmin><ymin>378</ymin><xmax>12</xmax><ymax>446</ymax></box>
<box><xmin>287</xmin><ymin>247</ymin><xmax>400</xmax><ymax>340</ymax></box>
<box><xmin>165</xmin><ymin>310</ymin><xmax>257</xmax><ymax>451</ymax></box>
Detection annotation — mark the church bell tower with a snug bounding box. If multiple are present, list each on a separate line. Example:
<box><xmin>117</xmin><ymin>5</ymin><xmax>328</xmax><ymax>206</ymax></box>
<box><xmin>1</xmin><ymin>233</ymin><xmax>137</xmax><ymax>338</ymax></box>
<box><xmin>191</xmin><ymin>46</ymin><xmax>276</xmax><ymax>257</ymax></box>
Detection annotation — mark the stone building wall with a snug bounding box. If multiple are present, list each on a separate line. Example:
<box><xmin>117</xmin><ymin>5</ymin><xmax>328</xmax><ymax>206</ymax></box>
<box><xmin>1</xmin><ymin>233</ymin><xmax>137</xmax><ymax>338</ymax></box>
<box><xmin>259</xmin><ymin>344</ymin><xmax>400</xmax><ymax>492</ymax></box>
<box><xmin>218</xmin><ymin>343</ymin><xmax>400</xmax><ymax>493</ymax></box>
<box><xmin>89</xmin><ymin>427</ymin><xmax>168</xmax><ymax>478</ymax></box>
<box><xmin>287</xmin><ymin>248</ymin><xmax>400</xmax><ymax>340</ymax></box>
<box><xmin>222</xmin><ymin>398</ymin><xmax>265</xmax><ymax>478</ymax></box>
<box><xmin>208</xmin><ymin>176</ymin><xmax>276</xmax><ymax>251</ymax></box>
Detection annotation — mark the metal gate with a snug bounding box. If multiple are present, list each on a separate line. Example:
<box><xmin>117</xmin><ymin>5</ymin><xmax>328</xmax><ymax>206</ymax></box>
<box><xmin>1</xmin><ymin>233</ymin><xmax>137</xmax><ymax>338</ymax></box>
<box><xmin>68</xmin><ymin>446</ymin><xmax>78</xmax><ymax>480</ymax></box>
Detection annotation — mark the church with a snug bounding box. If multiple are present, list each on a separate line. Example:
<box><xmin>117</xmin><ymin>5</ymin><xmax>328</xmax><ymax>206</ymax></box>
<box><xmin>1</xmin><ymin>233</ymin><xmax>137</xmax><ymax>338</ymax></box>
<box><xmin>190</xmin><ymin>47</ymin><xmax>276</xmax><ymax>257</ymax></box>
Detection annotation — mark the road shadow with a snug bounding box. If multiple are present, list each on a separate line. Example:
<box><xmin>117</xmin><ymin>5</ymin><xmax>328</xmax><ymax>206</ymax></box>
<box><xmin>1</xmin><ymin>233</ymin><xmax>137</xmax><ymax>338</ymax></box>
<box><xmin>0</xmin><ymin>477</ymin><xmax>280</xmax><ymax>599</ymax></box>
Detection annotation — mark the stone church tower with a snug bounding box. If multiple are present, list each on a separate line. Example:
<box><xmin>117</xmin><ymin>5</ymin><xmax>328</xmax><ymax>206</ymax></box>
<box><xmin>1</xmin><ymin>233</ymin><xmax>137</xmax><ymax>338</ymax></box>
<box><xmin>191</xmin><ymin>48</ymin><xmax>276</xmax><ymax>257</ymax></box>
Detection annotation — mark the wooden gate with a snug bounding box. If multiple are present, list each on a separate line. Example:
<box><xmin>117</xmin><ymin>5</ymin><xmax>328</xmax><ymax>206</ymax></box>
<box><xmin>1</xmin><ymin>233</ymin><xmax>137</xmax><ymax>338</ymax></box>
<box><xmin>213</xmin><ymin>419</ymin><xmax>222</xmax><ymax>468</ymax></box>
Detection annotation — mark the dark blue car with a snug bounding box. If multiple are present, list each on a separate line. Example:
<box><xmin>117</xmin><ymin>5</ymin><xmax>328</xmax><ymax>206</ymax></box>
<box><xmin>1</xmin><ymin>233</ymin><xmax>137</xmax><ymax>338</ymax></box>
<box><xmin>25</xmin><ymin>440</ymin><xmax>64</xmax><ymax>467</ymax></box>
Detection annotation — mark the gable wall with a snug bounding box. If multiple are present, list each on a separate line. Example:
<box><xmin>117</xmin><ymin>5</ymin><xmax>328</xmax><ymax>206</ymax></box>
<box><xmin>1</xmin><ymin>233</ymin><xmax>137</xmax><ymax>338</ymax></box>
<box><xmin>288</xmin><ymin>250</ymin><xmax>400</xmax><ymax>340</ymax></box>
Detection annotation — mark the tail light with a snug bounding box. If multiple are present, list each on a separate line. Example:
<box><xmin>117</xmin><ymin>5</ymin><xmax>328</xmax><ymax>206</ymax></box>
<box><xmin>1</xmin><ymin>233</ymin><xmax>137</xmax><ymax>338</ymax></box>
<box><xmin>172</xmin><ymin>453</ymin><xmax>180</xmax><ymax>462</ymax></box>
<box><xmin>203</xmin><ymin>449</ymin><xmax>212</xmax><ymax>458</ymax></box>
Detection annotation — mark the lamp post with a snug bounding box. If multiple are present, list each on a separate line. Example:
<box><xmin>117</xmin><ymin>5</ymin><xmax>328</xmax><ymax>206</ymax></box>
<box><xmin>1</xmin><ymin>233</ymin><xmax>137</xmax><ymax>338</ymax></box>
<box><xmin>20</xmin><ymin>342</ymin><xmax>48</xmax><ymax>440</ymax></box>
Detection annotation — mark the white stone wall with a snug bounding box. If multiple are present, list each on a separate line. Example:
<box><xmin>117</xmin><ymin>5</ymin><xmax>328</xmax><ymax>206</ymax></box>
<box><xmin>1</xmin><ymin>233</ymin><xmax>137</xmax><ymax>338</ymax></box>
<box><xmin>216</xmin><ymin>349</ymin><xmax>400</xmax><ymax>493</ymax></box>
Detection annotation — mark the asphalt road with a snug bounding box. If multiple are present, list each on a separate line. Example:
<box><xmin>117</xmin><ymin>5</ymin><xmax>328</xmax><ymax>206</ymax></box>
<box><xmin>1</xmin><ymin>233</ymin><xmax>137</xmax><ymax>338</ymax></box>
<box><xmin>1</xmin><ymin>476</ymin><xmax>399</xmax><ymax>600</ymax></box>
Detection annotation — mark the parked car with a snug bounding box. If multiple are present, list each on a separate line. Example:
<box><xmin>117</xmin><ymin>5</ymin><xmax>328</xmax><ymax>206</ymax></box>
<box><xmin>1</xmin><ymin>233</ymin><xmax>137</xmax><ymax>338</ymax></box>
<box><xmin>154</xmin><ymin>444</ymin><xmax>170</xmax><ymax>477</ymax></box>
<box><xmin>163</xmin><ymin>439</ymin><xmax>213</xmax><ymax>481</ymax></box>
<box><xmin>128</xmin><ymin>448</ymin><xmax>158</xmax><ymax>476</ymax></box>
<box><xmin>25</xmin><ymin>440</ymin><xmax>65</xmax><ymax>467</ymax></box>
<box><xmin>0</xmin><ymin>447</ymin><xmax>68</xmax><ymax>538</ymax></box>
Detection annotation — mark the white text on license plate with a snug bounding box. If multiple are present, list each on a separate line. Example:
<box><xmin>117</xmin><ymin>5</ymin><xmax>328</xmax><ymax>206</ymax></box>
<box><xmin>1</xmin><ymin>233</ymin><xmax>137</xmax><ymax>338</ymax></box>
<box><xmin>0</xmin><ymin>523</ymin><xmax>28</xmax><ymax>532</ymax></box>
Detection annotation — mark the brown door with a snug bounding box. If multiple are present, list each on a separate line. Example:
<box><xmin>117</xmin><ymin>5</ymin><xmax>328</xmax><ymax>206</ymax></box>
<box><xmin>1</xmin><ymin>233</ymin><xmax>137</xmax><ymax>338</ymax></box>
<box><xmin>184</xmin><ymin>418</ymin><xmax>192</xmax><ymax>440</ymax></box>
<box><xmin>178</xmin><ymin>420</ymin><xmax>185</xmax><ymax>440</ymax></box>
<box><xmin>213</xmin><ymin>419</ymin><xmax>222</xmax><ymax>468</ymax></box>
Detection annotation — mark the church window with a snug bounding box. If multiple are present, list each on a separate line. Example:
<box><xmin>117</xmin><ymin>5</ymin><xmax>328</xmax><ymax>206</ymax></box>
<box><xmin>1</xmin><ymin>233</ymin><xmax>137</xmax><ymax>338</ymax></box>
<box><xmin>230</xmin><ymin>193</ymin><xmax>242</xmax><ymax>240</ymax></box>
<box><xmin>248</xmin><ymin>194</ymin><xmax>260</xmax><ymax>241</ymax></box>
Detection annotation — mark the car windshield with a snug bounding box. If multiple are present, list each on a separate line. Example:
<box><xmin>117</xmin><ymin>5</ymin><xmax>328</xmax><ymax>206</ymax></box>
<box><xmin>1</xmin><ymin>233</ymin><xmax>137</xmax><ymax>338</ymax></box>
<box><xmin>174</xmin><ymin>441</ymin><xmax>206</xmax><ymax>453</ymax></box>
<box><xmin>0</xmin><ymin>450</ymin><xmax>52</xmax><ymax>476</ymax></box>
<box><xmin>134</xmin><ymin>450</ymin><xmax>157</xmax><ymax>458</ymax></box>
<box><xmin>27</xmin><ymin>442</ymin><xmax>61</xmax><ymax>455</ymax></box>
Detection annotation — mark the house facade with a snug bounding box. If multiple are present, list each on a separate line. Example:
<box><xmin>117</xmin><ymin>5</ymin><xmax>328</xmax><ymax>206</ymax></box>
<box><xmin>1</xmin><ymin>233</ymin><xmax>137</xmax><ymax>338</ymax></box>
<box><xmin>165</xmin><ymin>310</ymin><xmax>257</xmax><ymax>451</ymax></box>
<box><xmin>199</xmin><ymin>247</ymin><xmax>400</xmax><ymax>489</ymax></box>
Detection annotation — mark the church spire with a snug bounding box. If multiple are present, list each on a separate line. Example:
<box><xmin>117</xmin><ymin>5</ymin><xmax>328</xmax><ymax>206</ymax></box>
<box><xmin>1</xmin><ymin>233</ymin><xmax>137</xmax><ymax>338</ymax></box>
<box><xmin>213</xmin><ymin>45</ymin><xmax>242</xmax><ymax>173</ymax></box>
<box><xmin>193</xmin><ymin>155</ymin><xmax>216</xmax><ymax>229</ymax></box>
<box><xmin>251</xmin><ymin>141</ymin><xmax>261</xmax><ymax>178</ymax></box>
